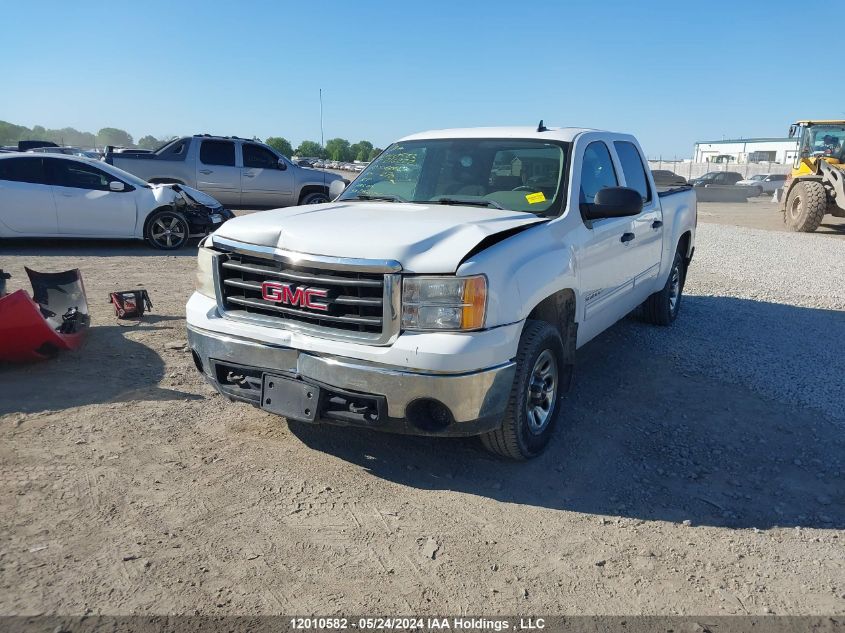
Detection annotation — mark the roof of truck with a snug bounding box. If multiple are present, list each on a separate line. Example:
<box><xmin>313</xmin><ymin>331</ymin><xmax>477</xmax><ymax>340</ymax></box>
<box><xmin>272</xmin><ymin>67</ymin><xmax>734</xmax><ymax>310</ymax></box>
<box><xmin>398</xmin><ymin>126</ymin><xmax>601</xmax><ymax>143</ymax></box>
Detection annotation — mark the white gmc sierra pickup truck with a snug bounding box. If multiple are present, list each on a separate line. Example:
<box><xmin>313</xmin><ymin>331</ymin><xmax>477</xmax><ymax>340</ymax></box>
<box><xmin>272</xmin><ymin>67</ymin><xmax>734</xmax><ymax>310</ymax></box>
<box><xmin>187</xmin><ymin>125</ymin><xmax>696</xmax><ymax>459</ymax></box>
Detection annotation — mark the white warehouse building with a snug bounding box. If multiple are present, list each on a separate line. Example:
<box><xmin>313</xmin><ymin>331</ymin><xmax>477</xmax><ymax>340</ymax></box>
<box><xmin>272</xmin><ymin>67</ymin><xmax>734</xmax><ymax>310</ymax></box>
<box><xmin>693</xmin><ymin>137</ymin><xmax>798</xmax><ymax>164</ymax></box>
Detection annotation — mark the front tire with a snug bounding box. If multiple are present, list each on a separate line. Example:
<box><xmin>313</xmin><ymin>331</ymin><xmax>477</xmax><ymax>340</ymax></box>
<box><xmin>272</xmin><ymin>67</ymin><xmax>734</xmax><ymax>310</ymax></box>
<box><xmin>481</xmin><ymin>320</ymin><xmax>565</xmax><ymax>460</ymax></box>
<box><xmin>145</xmin><ymin>209</ymin><xmax>190</xmax><ymax>250</ymax></box>
<box><xmin>300</xmin><ymin>191</ymin><xmax>329</xmax><ymax>205</ymax></box>
<box><xmin>642</xmin><ymin>249</ymin><xmax>685</xmax><ymax>325</ymax></box>
<box><xmin>784</xmin><ymin>180</ymin><xmax>826</xmax><ymax>232</ymax></box>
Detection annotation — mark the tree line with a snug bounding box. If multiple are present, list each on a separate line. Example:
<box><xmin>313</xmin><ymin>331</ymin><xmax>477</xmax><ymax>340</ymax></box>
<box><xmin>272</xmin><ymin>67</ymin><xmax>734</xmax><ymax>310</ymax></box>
<box><xmin>266</xmin><ymin>137</ymin><xmax>382</xmax><ymax>162</ymax></box>
<box><xmin>0</xmin><ymin>120</ymin><xmax>171</xmax><ymax>150</ymax></box>
<box><xmin>1</xmin><ymin>120</ymin><xmax>382</xmax><ymax>161</ymax></box>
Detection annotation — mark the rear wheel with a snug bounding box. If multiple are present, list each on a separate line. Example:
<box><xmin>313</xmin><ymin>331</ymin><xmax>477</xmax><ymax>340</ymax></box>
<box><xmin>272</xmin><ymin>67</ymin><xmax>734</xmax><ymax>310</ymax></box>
<box><xmin>481</xmin><ymin>320</ymin><xmax>565</xmax><ymax>460</ymax></box>
<box><xmin>146</xmin><ymin>209</ymin><xmax>189</xmax><ymax>249</ymax></box>
<box><xmin>641</xmin><ymin>249</ymin><xmax>685</xmax><ymax>325</ymax></box>
<box><xmin>784</xmin><ymin>180</ymin><xmax>826</xmax><ymax>232</ymax></box>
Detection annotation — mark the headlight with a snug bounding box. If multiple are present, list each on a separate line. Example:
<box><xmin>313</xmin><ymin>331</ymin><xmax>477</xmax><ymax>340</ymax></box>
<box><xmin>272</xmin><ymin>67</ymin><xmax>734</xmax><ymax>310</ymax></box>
<box><xmin>402</xmin><ymin>275</ymin><xmax>487</xmax><ymax>331</ymax></box>
<box><xmin>195</xmin><ymin>245</ymin><xmax>217</xmax><ymax>299</ymax></box>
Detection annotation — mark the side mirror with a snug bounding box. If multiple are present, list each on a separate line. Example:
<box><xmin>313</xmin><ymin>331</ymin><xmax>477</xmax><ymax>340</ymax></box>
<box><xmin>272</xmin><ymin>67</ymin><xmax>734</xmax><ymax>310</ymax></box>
<box><xmin>329</xmin><ymin>179</ymin><xmax>347</xmax><ymax>200</ymax></box>
<box><xmin>583</xmin><ymin>187</ymin><xmax>643</xmax><ymax>220</ymax></box>
<box><xmin>109</xmin><ymin>181</ymin><xmax>125</xmax><ymax>192</ymax></box>
<box><xmin>789</xmin><ymin>125</ymin><xmax>797</xmax><ymax>138</ymax></box>
<box><xmin>277</xmin><ymin>159</ymin><xmax>287</xmax><ymax>171</ymax></box>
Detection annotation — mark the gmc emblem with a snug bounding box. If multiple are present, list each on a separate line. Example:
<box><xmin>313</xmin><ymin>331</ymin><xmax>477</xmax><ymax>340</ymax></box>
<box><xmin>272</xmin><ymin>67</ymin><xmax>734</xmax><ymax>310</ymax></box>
<box><xmin>261</xmin><ymin>281</ymin><xmax>329</xmax><ymax>312</ymax></box>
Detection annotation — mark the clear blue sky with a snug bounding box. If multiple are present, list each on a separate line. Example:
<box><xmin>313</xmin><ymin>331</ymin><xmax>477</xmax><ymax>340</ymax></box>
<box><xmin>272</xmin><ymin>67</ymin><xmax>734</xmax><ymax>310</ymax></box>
<box><xmin>1</xmin><ymin>0</ymin><xmax>837</xmax><ymax>157</ymax></box>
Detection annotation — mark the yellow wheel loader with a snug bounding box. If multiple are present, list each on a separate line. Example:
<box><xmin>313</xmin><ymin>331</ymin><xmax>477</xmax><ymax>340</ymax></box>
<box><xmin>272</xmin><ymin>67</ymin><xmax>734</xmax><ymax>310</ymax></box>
<box><xmin>781</xmin><ymin>120</ymin><xmax>845</xmax><ymax>232</ymax></box>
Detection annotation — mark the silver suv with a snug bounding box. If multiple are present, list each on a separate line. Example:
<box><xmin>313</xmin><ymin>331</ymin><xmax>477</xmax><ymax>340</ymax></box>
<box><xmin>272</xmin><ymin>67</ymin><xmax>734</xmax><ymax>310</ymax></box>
<box><xmin>105</xmin><ymin>135</ymin><xmax>343</xmax><ymax>208</ymax></box>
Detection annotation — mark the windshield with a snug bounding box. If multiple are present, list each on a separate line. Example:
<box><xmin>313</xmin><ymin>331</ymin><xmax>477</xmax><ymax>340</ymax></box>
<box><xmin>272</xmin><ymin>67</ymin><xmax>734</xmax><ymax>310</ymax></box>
<box><xmin>801</xmin><ymin>124</ymin><xmax>845</xmax><ymax>158</ymax></box>
<box><xmin>750</xmin><ymin>175</ymin><xmax>765</xmax><ymax>181</ymax></box>
<box><xmin>340</xmin><ymin>138</ymin><xmax>569</xmax><ymax>215</ymax></box>
<box><xmin>153</xmin><ymin>138</ymin><xmax>181</xmax><ymax>154</ymax></box>
<box><xmin>97</xmin><ymin>160</ymin><xmax>152</xmax><ymax>189</ymax></box>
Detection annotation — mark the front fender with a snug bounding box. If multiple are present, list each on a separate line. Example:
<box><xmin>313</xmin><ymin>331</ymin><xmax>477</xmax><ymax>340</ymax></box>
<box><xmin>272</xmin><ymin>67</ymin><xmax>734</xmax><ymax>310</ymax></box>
<box><xmin>457</xmin><ymin>223</ymin><xmax>579</xmax><ymax>329</ymax></box>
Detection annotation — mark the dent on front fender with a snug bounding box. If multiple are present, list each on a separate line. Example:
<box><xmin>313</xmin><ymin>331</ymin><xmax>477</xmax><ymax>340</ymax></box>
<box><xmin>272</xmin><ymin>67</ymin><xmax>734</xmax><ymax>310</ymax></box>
<box><xmin>458</xmin><ymin>223</ymin><xmax>577</xmax><ymax>328</ymax></box>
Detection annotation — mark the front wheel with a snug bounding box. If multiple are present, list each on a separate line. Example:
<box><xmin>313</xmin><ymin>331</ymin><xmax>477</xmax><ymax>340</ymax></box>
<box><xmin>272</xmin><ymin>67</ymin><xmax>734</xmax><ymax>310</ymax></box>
<box><xmin>641</xmin><ymin>249</ymin><xmax>685</xmax><ymax>325</ymax></box>
<box><xmin>146</xmin><ymin>209</ymin><xmax>190</xmax><ymax>250</ymax></box>
<box><xmin>300</xmin><ymin>191</ymin><xmax>330</xmax><ymax>205</ymax></box>
<box><xmin>481</xmin><ymin>320</ymin><xmax>565</xmax><ymax>460</ymax></box>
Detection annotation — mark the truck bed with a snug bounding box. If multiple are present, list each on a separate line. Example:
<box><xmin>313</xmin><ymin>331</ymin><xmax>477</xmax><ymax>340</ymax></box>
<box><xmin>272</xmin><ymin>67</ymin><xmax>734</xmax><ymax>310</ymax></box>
<box><xmin>657</xmin><ymin>184</ymin><xmax>693</xmax><ymax>197</ymax></box>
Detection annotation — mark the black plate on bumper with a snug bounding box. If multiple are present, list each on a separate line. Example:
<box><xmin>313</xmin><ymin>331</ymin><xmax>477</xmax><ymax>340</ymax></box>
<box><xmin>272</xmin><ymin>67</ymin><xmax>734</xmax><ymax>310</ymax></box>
<box><xmin>261</xmin><ymin>374</ymin><xmax>319</xmax><ymax>422</ymax></box>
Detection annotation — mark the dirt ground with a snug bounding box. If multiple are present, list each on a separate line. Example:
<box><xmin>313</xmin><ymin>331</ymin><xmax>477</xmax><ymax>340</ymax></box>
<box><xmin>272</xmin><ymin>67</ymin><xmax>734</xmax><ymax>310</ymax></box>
<box><xmin>698</xmin><ymin>196</ymin><xmax>845</xmax><ymax>238</ymax></box>
<box><xmin>1</xmin><ymin>204</ymin><xmax>843</xmax><ymax>616</ymax></box>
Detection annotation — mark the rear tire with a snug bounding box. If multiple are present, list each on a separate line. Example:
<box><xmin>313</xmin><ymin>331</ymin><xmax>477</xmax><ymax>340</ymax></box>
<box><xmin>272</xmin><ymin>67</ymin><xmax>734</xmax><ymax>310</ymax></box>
<box><xmin>784</xmin><ymin>180</ymin><xmax>826</xmax><ymax>232</ymax></box>
<box><xmin>642</xmin><ymin>249</ymin><xmax>685</xmax><ymax>326</ymax></box>
<box><xmin>481</xmin><ymin>320</ymin><xmax>565</xmax><ymax>460</ymax></box>
<box><xmin>145</xmin><ymin>209</ymin><xmax>190</xmax><ymax>250</ymax></box>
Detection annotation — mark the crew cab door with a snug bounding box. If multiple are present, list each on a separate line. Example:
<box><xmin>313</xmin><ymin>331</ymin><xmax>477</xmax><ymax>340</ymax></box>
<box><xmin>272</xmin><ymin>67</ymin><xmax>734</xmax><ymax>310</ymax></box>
<box><xmin>240</xmin><ymin>142</ymin><xmax>295</xmax><ymax>207</ymax></box>
<box><xmin>0</xmin><ymin>156</ymin><xmax>59</xmax><ymax>235</ymax></box>
<box><xmin>46</xmin><ymin>158</ymin><xmax>137</xmax><ymax>236</ymax></box>
<box><xmin>613</xmin><ymin>141</ymin><xmax>663</xmax><ymax>303</ymax></box>
<box><xmin>576</xmin><ymin>140</ymin><xmax>640</xmax><ymax>341</ymax></box>
<box><xmin>196</xmin><ymin>139</ymin><xmax>241</xmax><ymax>206</ymax></box>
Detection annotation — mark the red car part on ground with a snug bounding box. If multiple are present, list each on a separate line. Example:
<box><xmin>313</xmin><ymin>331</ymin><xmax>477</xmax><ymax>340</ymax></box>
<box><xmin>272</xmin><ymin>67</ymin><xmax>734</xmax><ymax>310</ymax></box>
<box><xmin>0</xmin><ymin>268</ymin><xmax>89</xmax><ymax>362</ymax></box>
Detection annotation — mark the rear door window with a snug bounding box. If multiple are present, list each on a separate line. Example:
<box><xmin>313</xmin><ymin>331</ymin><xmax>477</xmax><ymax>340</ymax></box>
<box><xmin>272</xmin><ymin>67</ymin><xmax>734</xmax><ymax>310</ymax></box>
<box><xmin>579</xmin><ymin>141</ymin><xmax>618</xmax><ymax>208</ymax></box>
<box><xmin>613</xmin><ymin>141</ymin><xmax>651</xmax><ymax>202</ymax></box>
<box><xmin>200</xmin><ymin>140</ymin><xmax>236</xmax><ymax>166</ymax></box>
<box><xmin>0</xmin><ymin>157</ymin><xmax>46</xmax><ymax>184</ymax></box>
<box><xmin>243</xmin><ymin>143</ymin><xmax>279</xmax><ymax>169</ymax></box>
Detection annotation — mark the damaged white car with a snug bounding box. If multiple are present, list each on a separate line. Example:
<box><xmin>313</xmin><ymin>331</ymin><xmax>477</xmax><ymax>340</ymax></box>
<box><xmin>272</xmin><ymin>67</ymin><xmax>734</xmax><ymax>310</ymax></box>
<box><xmin>0</xmin><ymin>153</ymin><xmax>233</xmax><ymax>249</ymax></box>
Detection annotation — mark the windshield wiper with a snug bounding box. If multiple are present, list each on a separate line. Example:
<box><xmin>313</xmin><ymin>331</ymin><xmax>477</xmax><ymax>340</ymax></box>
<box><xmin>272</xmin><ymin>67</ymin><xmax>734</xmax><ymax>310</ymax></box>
<box><xmin>344</xmin><ymin>194</ymin><xmax>408</xmax><ymax>203</ymax></box>
<box><xmin>424</xmin><ymin>197</ymin><xmax>504</xmax><ymax>210</ymax></box>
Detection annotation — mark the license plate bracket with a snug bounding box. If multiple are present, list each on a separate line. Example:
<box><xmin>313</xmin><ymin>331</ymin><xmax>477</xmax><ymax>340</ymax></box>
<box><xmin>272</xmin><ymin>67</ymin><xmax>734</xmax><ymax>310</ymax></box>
<box><xmin>261</xmin><ymin>374</ymin><xmax>319</xmax><ymax>422</ymax></box>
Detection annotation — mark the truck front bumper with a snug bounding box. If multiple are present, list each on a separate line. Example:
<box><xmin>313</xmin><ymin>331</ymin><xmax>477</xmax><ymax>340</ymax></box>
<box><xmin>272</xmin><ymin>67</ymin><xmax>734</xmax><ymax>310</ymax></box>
<box><xmin>187</xmin><ymin>325</ymin><xmax>515</xmax><ymax>436</ymax></box>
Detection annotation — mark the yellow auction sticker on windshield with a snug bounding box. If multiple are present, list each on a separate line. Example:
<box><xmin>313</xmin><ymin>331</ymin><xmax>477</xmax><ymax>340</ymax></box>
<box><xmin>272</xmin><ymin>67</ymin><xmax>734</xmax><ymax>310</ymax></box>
<box><xmin>525</xmin><ymin>192</ymin><xmax>546</xmax><ymax>204</ymax></box>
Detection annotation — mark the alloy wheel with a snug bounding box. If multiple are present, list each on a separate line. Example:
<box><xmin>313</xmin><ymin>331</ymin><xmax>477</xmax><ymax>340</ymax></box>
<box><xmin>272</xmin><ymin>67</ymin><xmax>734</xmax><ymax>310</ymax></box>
<box><xmin>525</xmin><ymin>349</ymin><xmax>558</xmax><ymax>434</ymax></box>
<box><xmin>150</xmin><ymin>215</ymin><xmax>187</xmax><ymax>248</ymax></box>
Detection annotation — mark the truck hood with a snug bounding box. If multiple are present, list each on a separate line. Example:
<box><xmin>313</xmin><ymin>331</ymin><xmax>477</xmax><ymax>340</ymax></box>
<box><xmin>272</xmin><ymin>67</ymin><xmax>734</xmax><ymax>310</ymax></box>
<box><xmin>211</xmin><ymin>201</ymin><xmax>546</xmax><ymax>272</ymax></box>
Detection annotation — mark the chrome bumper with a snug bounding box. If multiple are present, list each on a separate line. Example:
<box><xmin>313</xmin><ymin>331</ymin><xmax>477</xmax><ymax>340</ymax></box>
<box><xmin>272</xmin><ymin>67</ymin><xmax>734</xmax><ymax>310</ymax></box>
<box><xmin>187</xmin><ymin>325</ymin><xmax>515</xmax><ymax>436</ymax></box>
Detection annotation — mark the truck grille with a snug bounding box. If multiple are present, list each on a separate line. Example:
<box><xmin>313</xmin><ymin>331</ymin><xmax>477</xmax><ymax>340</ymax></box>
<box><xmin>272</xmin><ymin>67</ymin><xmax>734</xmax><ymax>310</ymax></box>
<box><xmin>217</xmin><ymin>252</ymin><xmax>394</xmax><ymax>342</ymax></box>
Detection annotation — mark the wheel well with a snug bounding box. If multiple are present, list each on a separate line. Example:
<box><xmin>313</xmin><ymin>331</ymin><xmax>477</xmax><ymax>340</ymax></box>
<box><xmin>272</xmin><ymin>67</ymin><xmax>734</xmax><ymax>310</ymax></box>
<box><xmin>526</xmin><ymin>289</ymin><xmax>576</xmax><ymax>338</ymax></box>
<box><xmin>678</xmin><ymin>231</ymin><xmax>692</xmax><ymax>261</ymax></box>
<box><xmin>298</xmin><ymin>185</ymin><xmax>329</xmax><ymax>204</ymax></box>
<box><xmin>148</xmin><ymin>178</ymin><xmax>185</xmax><ymax>185</ymax></box>
<box><xmin>525</xmin><ymin>288</ymin><xmax>577</xmax><ymax>390</ymax></box>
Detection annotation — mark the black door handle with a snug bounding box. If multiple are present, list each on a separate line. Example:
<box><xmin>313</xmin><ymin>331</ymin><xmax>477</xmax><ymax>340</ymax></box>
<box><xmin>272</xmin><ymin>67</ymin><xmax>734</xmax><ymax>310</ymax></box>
<box><xmin>621</xmin><ymin>232</ymin><xmax>635</xmax><ymax>243</ymax></box>
<box><xmin>652</xmin><ymin>220</ymin><xmax>663</xmax><ymax>229</ymax></box>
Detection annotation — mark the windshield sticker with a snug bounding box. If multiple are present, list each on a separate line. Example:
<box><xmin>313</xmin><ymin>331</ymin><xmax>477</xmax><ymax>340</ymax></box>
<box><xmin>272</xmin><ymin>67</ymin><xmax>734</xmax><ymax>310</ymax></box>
<box><xmin>525</xmin><ymin>192</ymin><xmax>546</xmax><ymax>204</ymax></box>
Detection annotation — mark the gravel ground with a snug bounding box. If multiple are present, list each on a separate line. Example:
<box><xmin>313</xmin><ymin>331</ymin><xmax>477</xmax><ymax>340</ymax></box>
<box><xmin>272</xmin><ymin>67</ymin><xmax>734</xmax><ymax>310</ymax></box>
<box><xmin>1</xmin><ymin>214</ymin><xmax>843</xmax><ymax>616</ymax></box>
<box><xmin>627</xmin><ymin>222</ymin><xmax>845</xmax><ymax>421</ymax></box>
